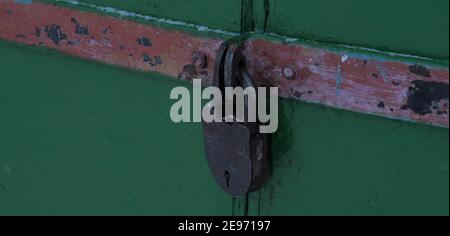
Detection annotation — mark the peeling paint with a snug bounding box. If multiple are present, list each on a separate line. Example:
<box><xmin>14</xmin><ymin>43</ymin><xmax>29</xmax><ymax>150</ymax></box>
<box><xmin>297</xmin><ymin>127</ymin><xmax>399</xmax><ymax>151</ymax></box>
<box><xmin>142</xmin><ymin>53</ymin><xmax>161</xmax><ymax>67</ymax></box>
<box><xmin>1</xmin><ymin>0</ymin><xmax>448</xmax><ymax>128</ymax></box>
<box><xmin>44</xmin><ymin>24</ymin><xmax>67</xmax><ymax>45</ymax></box>
<box><xmin>243</xmin><ymin>39</ymin><xmax>449</xmax><ymax>127</ymax></box>
<box><xmin>409</xmin><ymin>65</ymin><xmax>431</xmax><ymax>77</ymax></box>
<box><xmin>75</xmin><ymin>23</ymin><xmax>89</xmax><ymax>35</ymax></box>
<box><xmin>0</xmin><ymin>0</ymin><xmax>221</xmax><ymax>84</ymax></box>
<box><xmin>34</xmin><ymin>27</ymin><xmax>41</xmax><ymax>37</ymax></box>
<box><xmin>137</xmin><ymin>37</ymin><xmax>151</xmax><ymax>47</ymax></box>
<box><xmin>401</xmin><ymin>81</ymin><xmax>449</xmax><ymax>115</ymax></box>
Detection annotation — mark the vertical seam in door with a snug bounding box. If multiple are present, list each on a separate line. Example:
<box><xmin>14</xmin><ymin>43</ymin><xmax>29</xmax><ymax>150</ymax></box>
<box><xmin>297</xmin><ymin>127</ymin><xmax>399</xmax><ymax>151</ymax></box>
<box><xmin>241</xmin><ymin>0</ymin><xmax>254</xmax><ymax>34</ymax></box>
<box><xmin>263</xmin><ymin>0</ymin><xmax>271</xmax><ymax>33</ymax></box>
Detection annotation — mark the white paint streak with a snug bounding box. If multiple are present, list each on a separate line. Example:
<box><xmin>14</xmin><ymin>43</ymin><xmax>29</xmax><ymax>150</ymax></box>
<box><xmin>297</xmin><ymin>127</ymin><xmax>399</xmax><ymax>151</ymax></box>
<box><xmin>267</xmin><ymin>33</ymin><xmax>440</xmax><ymax>63</ymax></box>
<box><xmin>338</xmin><ymin>44</ymin><xmax>436</xmax><ymax>62</ymax></box>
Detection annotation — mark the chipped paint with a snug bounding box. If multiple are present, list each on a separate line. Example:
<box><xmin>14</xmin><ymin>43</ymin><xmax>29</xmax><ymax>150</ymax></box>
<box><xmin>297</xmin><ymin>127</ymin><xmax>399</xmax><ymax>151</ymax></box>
<box><xmin>0</xmin><ymin>0</ymin><xmax>448</xmax><ymax>127</ymax></box>
<box><xmin>0</xmin><ymin>0</ymin><xmax>222</xmax><ymax>84</ymax></box>
<box><xmin>401</xmin><ymin>81</ymin><xmax>449</xmax><ymax>115</ymax></box>
<box><xmin>243</xmin><ymin>39</ymin><xmax>449</xmax><ymax>127</ymax></box>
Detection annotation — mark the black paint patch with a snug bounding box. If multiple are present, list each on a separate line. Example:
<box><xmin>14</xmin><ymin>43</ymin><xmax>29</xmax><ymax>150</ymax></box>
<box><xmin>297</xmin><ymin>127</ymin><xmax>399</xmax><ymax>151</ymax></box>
<box><xmin>293</xmin><ymin>91</ymin><xmax>303</xmax><ymax>98</ymax></box>
<box><xmin>137</xmin><ymin>37</ymin><xmax>152</xmax><ymax>47</ymax></box>
<box><xmin>401</xmin><ymin>80</ymin><xmax>449</xmax><ymax>115</ymax></box>
<box><xmin>71</xmin><ymin>17</ymin><xmax>78</xmax><ymax>24</ymax></box>
<box><xmin>377</xmin><ymin>101</ymin><xmax>385</xmax><ymax>109</ymax></box>
<box><xmin>75</xmin><ymin>24</ymin><xmax>89</xmax><ymax>35</ymax></box>
<box><xmin>15</xmin><ymin>34</ymin><xmax>26</xmax><ymax>39</ymax></box>
<box><xmin>178</xmin><ymin>57</ymin><xmax>209</xmax><ymax>81</ymax></box>
<box><xmin>409</xmin><ymin>65</ymin><xmax>431</xmax><ymax>77</ymax></box>
<box><xmin>142</xmin><ymin>53</ymin><xmax>151</xmax><ymax>62</ymax></box>
<box><xmin>142</xmin><ymin>54</ymin><xmax>162</xmax><ymax>67</ymax></box>
<box><xmin>392</xmin><ymin>81</ymin><xmax>400</xmax><ymax>86</ymax></box>
<box><xmin>34</xmin><ymin>27</ymin><xmax>41</xmax><ymax>37</ymax></box>
<box><xmin>151</xmin><ymin>56</ymin><xmax>162</xmax><ymax>67</ymax></box>
<box><xmin>102</xmin><ymin>26</ymin><xmax>113</xmax><ymax>34</ymax></box>
<box><xmin>67</xmin><ymin>39</ymin><xmax>80</xmax><ymax>46</ymax></box>
<box><xmin>372</xmin><ymin>73</ymin><xmax>379</xmax><ymax>78</ymax></box>
<box><xmin>179</xmin><ymin>64</ymin><xmax>197</xmax><ymax>81</ymax></box>
<box><xmin>44</xmin><ymin>24</ymin><xmax>67</xmax><ymax>45</ymax></box>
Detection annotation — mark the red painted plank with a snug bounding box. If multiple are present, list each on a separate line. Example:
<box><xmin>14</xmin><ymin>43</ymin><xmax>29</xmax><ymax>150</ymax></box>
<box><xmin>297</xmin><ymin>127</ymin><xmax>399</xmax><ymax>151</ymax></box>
<box><xmin>0</xmin><ymin>0</ymin><xmax>222</xmax><ymax>84</ymax></box>
<box><xmin>0</xmin><ymin>1</ymin><xmax>448</xmax><ymax>127</ymax></box>
<box><xmin>244</xmin><ymin>40</ymin><xmax>449</xmax><ymax>127</ymax></box>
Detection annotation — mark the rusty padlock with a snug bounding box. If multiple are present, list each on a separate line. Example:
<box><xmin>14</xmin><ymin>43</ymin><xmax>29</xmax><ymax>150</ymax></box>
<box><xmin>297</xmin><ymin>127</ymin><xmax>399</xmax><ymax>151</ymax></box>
<box><xmin>202</xmin><ymin>40</ymin><xmax>270</xmax><ymax>197</ymax></box>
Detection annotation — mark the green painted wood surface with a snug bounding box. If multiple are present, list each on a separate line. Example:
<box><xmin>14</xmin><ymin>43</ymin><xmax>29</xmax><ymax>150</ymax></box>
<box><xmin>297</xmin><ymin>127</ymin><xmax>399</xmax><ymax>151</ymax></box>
<box><xmin>250</xmin><ymin>100</ymin><xmax>449</xmax><ymax>216</ymax></box>
<box><xmin>0</xmin><ymin>42</ymin><xmax>236</xmax><ymax>215</ymax></box>
<box><xmin>265</xmin><ymin>0</ymin><xmax>449</xmax><ymax>60</ymax></box>
<box><xmin>44</xmin><ymin>0</ymin><xmax>242</xmax><ymax>33</ymax></box>
<box><xmin>1</xmin><ymin>0</ymin><xmax>449</xmax><ymax>216</ymax></box>
<box><xmin>1</xmin><ymin>41</ymin><xmax>448</xmax><ymax>215</ymax></box>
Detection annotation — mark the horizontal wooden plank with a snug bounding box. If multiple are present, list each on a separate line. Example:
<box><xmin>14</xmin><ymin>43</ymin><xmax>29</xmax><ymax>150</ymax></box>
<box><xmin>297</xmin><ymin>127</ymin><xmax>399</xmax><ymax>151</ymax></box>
<box><xmin>0</xmin><ymin>0</ymin><xmax>222</xmax><ymax>84</ymax></box>
<box><xmin>0</xmin><ymin>0</ymin><xmax>448</xmax><ymax>127</ymax></box>
<box><xmin>244</xmin><ymin>39</ymin><xmax>449</xmax><ymax>127</ymax></box>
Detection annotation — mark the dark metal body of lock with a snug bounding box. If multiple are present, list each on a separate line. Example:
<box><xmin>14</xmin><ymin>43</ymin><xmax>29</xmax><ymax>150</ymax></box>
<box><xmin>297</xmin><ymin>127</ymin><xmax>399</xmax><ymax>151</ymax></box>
<box><xmin>202</xmin><ymin>40</ymin><xmax>270</xmax><ymax>197</ymax></box>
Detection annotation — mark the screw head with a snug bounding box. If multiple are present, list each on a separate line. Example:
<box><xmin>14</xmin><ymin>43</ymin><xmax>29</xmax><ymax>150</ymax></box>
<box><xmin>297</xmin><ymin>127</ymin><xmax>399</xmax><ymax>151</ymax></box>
<box><xmin>282</xmin><ymin>66</ymin><xmax>297</xmax><ymax>80</ymax></box>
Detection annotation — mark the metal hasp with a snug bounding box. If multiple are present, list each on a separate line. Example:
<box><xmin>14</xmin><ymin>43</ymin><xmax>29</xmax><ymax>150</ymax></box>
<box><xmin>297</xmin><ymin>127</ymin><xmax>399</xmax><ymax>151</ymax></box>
<box><xmin>202</xmin><ymin>40</ymin><xmax>270</xmax><ymax>197</ymax></box>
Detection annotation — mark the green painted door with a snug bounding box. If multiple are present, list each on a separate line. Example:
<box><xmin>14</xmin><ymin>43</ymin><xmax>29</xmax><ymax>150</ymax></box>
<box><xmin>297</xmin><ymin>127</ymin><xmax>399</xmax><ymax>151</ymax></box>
<box><xmin>0</xmin><ymin>0</ymin><xmax>448</xmax><ymax>216</ymax></box>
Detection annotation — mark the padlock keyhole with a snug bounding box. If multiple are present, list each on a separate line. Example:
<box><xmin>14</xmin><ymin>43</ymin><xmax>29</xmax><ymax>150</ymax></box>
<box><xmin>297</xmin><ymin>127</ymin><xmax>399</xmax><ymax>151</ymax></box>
<box><xmin>224</xmin><ymin>170</ymin><xmax>231</xmax><ymax>188</ymax></box>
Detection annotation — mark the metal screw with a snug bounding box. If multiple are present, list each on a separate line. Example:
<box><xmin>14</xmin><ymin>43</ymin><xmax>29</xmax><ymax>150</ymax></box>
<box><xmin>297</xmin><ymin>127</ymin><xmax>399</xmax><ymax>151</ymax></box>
<box><xmin>193</xmin><ymin>51</ymin><xmax>208</xmax><ymax>69</ymax></box>
<box><xmin>282</xmin><ymin>66</ymin><xmax>297</xmax><ymax>80</ymax></box>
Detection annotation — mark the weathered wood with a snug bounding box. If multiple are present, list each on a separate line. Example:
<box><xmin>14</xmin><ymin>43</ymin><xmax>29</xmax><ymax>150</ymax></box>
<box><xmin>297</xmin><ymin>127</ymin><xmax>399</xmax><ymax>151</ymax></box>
<box><xmin>0</xmin><ymin>0</ymin><xmax>448</xmax><ymax>127</ymax></box>
<box><xmin>244</xmin><ymin>39</ymin><xmax>449</xmax><ymax>127</ymax></box>
<box><xmin>0</xmin><ymin>0</ymin><xmax>222</xmax><ymax>85</ymax></box>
